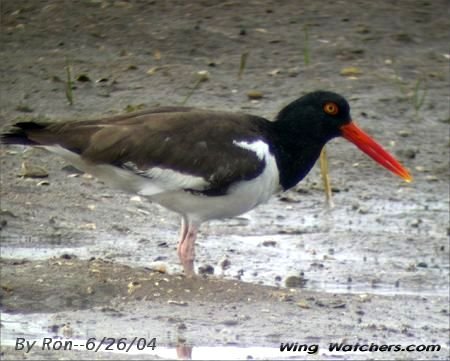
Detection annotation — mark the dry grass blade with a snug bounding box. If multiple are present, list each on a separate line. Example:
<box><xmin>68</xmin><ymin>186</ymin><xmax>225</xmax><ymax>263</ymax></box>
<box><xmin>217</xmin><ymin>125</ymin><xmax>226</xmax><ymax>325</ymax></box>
<box><xmin>319</xmin><ymin>146</ymin><xmax>334</xmax><ymax>208</ymax></box>
<box><xmin>238</xmin><ymin>52</ymin><xmax>249</xmax><ymax>80</ymax></box>
<box><xmin>413</xmin><ymin>77</ymin><xmax>428</xmax><ymax>117</ymax></box>
<box><xmin>303</xmin><ymin>25</ymin><xmax>310</xmax><ymax>66</ymax></box>
<box><xmin>65</xmin><ymin>58</ymin><xmax>74</xmax><ymax>106</ymax></box>
<box><xmin>181</xmin><ymin>71</ymin><xmax>210</xmax><ymax>105</ymax></box>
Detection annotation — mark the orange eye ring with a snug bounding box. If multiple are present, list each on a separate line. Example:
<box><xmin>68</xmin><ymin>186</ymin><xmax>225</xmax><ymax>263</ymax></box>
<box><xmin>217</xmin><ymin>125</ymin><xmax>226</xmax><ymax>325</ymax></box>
<box><xmin>323</xmin><ymin>102</ymin><xmax>339</xmax><ymax>115</ymax></box>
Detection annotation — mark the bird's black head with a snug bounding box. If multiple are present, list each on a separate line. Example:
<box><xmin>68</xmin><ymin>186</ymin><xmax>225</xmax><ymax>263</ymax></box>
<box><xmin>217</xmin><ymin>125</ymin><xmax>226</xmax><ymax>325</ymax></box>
<box><xmin>273</xmin><ymin>90</ymin><xmax>412</xmax><ymax>184</ymax></box>
<box><xmin>275</xmin><ymin>90</ymin><xmax>352</xmax><ymax>144</ymax></box>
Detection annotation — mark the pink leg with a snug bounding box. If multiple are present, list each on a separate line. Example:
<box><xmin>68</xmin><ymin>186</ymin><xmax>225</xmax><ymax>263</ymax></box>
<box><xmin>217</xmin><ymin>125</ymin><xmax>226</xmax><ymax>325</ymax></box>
<box><xmin>178</xmin><ymin>216</ymin><xmax>189</xmax><ymax>243</ymax></box>
<box><xmin>176</xmin><ymin>217</ymin><xmax>188</xmax><ymax>267</ymax></box>
<box><xmin>176</xmin><ymin>218</ymin><xmax>198</xmax><ymax>276</ymax></box>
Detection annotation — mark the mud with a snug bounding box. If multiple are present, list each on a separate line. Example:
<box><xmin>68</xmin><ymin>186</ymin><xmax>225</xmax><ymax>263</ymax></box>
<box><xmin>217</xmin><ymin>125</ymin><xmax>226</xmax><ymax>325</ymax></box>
<box><xmin>0</xmin><ymin>0</ymin><xmax>449</xmax><ymax>360</ymax></box>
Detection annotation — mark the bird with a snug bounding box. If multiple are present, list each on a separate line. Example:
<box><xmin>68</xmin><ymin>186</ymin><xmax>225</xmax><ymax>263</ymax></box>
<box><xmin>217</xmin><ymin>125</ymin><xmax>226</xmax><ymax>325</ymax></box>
<box><xmin>1</xmin><ymin>91</ymin><xmax>412</xmax><ymax>276</ymax></box>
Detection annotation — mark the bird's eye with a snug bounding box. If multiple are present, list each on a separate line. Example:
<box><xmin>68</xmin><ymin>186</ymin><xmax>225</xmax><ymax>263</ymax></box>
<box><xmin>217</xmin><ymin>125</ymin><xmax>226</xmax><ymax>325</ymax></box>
<box><xmin>323</xmin><ymin>102</ymin><xmax>339</xmax><ymax>116</ymax></box>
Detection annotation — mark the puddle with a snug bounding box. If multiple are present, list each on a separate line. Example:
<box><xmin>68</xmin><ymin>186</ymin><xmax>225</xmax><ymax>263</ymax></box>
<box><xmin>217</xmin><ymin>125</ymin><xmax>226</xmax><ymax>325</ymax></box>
<box><xmin>6</xmin><ymin>312</ymin><xmax>440</xmax><ymax>360</ymax></box>
<box><xmin>0</xmin><ymin>313</ymin><xmax>305</xmax><ymax>360</ymax></box>
<box><xmin>1</xmin><ymin>226</ymin><xmax>448</xmax><ymax>298</ymax></box>
<box><xmin>2</xmin><ymin>191</ymin><xmax>448</xmax><ymax>300</ymax></box>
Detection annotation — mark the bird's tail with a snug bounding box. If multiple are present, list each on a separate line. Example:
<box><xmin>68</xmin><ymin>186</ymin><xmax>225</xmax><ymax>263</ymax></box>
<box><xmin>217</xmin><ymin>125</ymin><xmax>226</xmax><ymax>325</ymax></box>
<box><xmin>1</xmin><ymin>122</ymin><xmax>47</xmax><ymax>146</ymax></box>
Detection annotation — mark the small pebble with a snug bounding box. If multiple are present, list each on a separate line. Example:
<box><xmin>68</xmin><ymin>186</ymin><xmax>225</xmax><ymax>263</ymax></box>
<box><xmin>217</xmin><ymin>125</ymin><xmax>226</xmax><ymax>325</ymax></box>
<box><xmin>168</xmin><ymin>300</ymin><xmax>188</xmax><ymax>306</ymax></box>
<box><xmin>0</xmin><ymin>219</ymin><xmax>7</xmax><ymax>230</ymax></box>
<box><xmin>219</xmin><ymin>257</ymin><xmax>231</xmax><ymax>270</ymax></box>
<box><xmin>127</xmin><ymin>281</ymin><xmax>141</xmax><ymax>294</ymax></box>
<box><xmin>330</xmin><ymin>302</ymin><xmax>346</xmax><ymax>309</ymax></box>
<box><xmin>48</xmin><ymin>325</ymin><xmax>60</xmax><ymax>334</ymax></box>
<box><xmin>285</xmin><ymin>275</ymin><xmax>308</xmax><ymax>288</ymax></box>
<box><xmin>76</xmin><ymin>74</ymin><xmax>91</xmax><ymax>82</ymax></box>
<box><xmin>358</xmin><ymin>207</ymin><xmax>369</xmax><ymax>215</ymax></box>
<box><xmin>61</xmin><ymin>323</ymin><xmax>73</xmax><ymax>338</ymax></box>
<box><xmin>397</xmin><ymin>130</ymin><xmax>412</xmax><ymax>137</ymax></box>
<box><xmin>19</xmin><ymin>161</ymin><xmax>48</xmax><ymax>178</ymax></box>
<box><xmin>340</xmin><ymin>66</ymin><xmax>362</xmax><ymax>76</ymax></box>
<box><xmin>198</xmin><ymin>264</ymin><xmax>214</xmax><ymax>275</ymax></box>
<box><xmin>425</xmin><ymin>175</ymin><xmax>438</xmax><ymax>182</ymax></box>
<box><xmin>196</xmin><ymin>70</ymin><xmax>210</xmax><ymax>82</ymax></box>
<box><xmin>297</xmin><ymin>300</ymin><xmax>310</xmax><ymax>309</ymax></box>
<box><xmin>262</xmin><ymin>240</ymin><xmax>277</xmax><ymax>247</ymax></box>
<box><xmin>222</xmin><ymin>319</ymin><xmax>239</xmax><ymax>326</ymax></box>
<box><xmin>61</xmin><ymin>165</ymin><xmax>83</xmax><ymax>174</ymax></box>
<box><xmin>287</xmin><ymin>67</ymin><xmax>300</xmax><ymax>77</ymax></box>
<box><xmin>396</xmin><ymin>148</ymin><xmax>417</xmax><ymax>159</ymax></box>
<box><xmin>247</xmin><ymin>90</ymin><xmax>263</xmax><ymax>100</ymax></box>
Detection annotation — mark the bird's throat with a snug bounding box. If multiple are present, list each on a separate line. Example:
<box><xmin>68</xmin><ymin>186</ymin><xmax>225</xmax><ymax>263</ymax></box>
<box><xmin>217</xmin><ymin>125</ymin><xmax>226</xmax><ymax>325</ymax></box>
<box><xmin>273</xmin><ymin>140</ymin><xmax>324</xmax><ymax>191</ymax></box>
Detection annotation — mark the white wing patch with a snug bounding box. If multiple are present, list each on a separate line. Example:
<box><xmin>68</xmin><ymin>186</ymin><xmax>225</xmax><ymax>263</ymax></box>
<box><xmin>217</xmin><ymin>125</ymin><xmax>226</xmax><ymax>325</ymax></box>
<box><xmin>230</xmin><ymin>139</ymin><xmax>281</xmax><ymax>206</ymax></box>
<box><xmin>123</xmin><ymin>162</ymin><xmax>209</xmax><ymax>195</ymax></box>
<box><xmin>232</xmin><ymin>140</ymin><xmax>267</xmax><ymax>160</ymax></box>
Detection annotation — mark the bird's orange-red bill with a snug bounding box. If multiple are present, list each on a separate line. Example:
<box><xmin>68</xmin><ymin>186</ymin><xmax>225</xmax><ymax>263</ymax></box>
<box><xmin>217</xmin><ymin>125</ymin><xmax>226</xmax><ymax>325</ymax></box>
<box><xmin>340</xmin><ymin>122</ymin><xmax>413</xmax><ymax>182</ymax></box>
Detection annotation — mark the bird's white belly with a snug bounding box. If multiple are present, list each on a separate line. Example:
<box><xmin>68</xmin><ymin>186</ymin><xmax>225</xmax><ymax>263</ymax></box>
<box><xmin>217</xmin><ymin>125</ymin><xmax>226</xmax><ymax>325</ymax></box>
<box><xmin>151</xmin><ymin>143</ymin><xmax>281</xmax><ymax>222</ymax></box>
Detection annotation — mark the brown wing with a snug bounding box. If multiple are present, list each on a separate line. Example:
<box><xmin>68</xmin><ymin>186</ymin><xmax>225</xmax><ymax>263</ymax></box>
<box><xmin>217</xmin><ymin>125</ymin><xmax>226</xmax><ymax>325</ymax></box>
<box><xmin>3</xmin><ymin>107</ymin><xmax>271</xmax><ymax>193</ymax></box>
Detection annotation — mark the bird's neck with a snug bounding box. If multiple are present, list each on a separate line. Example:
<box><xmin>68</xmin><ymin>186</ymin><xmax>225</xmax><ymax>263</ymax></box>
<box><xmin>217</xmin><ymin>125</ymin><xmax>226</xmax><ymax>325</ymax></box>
<box><xmin>268</xmin><ymin>123</ymin><xmax>325</xmax><ymax>191</ymax></box>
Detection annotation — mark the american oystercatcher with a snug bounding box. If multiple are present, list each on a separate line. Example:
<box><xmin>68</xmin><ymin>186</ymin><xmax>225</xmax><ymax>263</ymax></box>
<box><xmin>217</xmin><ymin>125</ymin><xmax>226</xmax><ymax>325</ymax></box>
<box><xmin>1</xmin><ymin>91</ymin><xmax>412</xmax><ymax>275</ymax></box>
